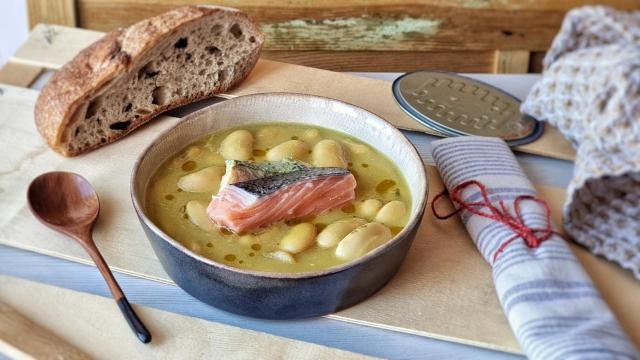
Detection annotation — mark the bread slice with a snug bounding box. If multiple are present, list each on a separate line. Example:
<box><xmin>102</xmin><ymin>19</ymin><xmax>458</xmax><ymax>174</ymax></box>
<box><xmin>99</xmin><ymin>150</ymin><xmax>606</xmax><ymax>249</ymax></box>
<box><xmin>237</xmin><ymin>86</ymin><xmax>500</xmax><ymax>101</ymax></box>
<box><xmin>35</xmin><ymin>5</ymin><xmax>264</xmax><ymax>156</ymax></box>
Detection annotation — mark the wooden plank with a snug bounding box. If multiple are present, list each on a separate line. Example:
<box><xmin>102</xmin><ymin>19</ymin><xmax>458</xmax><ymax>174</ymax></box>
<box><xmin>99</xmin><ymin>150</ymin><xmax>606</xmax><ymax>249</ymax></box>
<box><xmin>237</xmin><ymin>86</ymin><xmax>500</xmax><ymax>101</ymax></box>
<box><xmin>0</xmin><ymin>301</ymin><xmax>90</xmax><ymax>360</ymax></box>
<box><xmin>0</xmin><ymin>276</ymin><xmax>373</xmax><ymax>360</ymax></box>
<box><xmin>12</xmin><ymin>24</ymin><xmax>103</xmax><ymax>70</ymax></box>
<box><xmin>0</xmin><ymin>62</ymin><xmax>43</xmax><ymax>87</ymax></box>
<box><xmin>263</xmin><ymin>50</ymin><xmax>496</xmax><ymax>72</ymax></box>
<box><xmin>493</xmin><ymin>50</ymin><xmax>530</xmax><ymax>74</ymax></box>
<box><xmin>11</xmin><ymin>24</ymin><xmax>576</xmax><ymax>161</ymax></box>
<box><xmin>0</xmin><ymin>249</ymin><xmax>518</xmax><ymax>360</ymax></box>
<box><xmin>0</xmin><ymin>84</ymin><xmax>638</xmax><ymax>354</ymax></box>
<box><xmin>76</xmin><ymin>0</ymin><xmax>640</xmax><ymax>52</ymax></box>
<box><xmin>78</xmin><ymin>1</ymin><xmax>558</xmax><ymax>52</ymax></box>
<box><xmin>27</xmin><ymin>0</ymin><xmax>77</xmax><ymax>29</ymax></box>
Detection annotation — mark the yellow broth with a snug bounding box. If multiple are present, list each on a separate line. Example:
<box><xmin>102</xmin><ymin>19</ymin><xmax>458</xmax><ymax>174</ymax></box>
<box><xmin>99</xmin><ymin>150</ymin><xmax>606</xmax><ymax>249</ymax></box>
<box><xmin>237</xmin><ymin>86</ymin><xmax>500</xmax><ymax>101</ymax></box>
<box><xmin>146</xmin><ymin>123</ymin><xmax>411</xmax><ymax>272</ymax></box>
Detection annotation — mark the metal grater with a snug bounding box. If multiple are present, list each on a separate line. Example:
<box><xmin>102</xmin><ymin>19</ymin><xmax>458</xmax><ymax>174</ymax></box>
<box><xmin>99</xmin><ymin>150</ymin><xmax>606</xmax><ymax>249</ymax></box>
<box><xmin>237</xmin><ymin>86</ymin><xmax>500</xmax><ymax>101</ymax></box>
<box><xmin>392</xmin><ymin>71</ymin><xmax>543</xmax><ymax>146</ymax></box>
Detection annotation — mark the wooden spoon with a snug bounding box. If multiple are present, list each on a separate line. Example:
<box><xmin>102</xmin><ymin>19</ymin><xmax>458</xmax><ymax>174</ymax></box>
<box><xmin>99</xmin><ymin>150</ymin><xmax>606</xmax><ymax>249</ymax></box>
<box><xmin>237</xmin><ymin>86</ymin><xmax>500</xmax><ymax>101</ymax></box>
<box><xmin>27</xmin><ymin>172</ymin><xmax>152</xmax><ymax>343</ymax></box>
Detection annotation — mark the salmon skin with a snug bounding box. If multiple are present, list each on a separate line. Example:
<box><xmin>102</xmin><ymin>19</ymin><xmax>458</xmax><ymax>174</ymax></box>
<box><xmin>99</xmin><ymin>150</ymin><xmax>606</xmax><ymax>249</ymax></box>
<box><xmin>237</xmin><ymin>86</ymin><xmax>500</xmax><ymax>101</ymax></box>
<box><xmin>219</xmin><ymin>159</ymin><xmax>307</xmax><ymax>188</ymax></box>
<box><xmin>207</xmin><ymin>160</ymin><xmax>357</xmax><ymax>233</ymax></box>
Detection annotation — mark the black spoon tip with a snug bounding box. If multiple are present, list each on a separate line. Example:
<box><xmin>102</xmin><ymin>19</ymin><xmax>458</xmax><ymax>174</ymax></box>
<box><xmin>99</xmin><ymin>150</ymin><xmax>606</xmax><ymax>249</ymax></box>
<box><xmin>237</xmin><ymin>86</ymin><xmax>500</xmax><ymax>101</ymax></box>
<box><xmin>117</xmin><ymin>297</ymin><xmax>152</xmax><ymax>344</ymax></box>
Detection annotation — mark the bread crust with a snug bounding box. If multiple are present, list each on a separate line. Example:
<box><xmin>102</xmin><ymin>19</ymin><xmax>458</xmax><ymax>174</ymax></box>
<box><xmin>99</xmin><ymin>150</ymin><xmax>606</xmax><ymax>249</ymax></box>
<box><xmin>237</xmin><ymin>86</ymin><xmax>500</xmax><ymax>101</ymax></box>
<box><xmin>35</xmin><ymin>5</ymin><xmax>263</xmax><ymax>156</ymax></box>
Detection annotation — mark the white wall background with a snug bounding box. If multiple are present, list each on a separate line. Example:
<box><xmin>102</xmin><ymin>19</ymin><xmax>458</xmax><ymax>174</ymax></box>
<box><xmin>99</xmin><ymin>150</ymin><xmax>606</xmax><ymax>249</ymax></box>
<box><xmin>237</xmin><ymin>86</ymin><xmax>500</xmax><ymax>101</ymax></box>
<box><xmin>0</xmin><ymin>0</ymin><xmax>28</xmax><ymax>66</ymax></box>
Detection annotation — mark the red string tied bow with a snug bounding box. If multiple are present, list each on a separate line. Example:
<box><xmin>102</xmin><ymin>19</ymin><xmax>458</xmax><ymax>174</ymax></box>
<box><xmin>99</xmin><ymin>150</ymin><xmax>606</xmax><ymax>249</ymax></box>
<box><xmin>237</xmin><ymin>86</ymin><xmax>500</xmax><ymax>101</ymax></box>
<box><xmin>431</xmin><ymin>179</ymin><xmax>561</xmax><ymax>263</ymax></box>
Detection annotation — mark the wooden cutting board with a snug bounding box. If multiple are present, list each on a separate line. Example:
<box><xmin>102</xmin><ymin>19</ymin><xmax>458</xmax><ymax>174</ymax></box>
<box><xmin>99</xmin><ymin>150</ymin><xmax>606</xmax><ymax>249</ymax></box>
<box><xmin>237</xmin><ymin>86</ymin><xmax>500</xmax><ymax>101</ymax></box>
<box><xmin>0</xmin><ymin>275</ymin><xmax>374</xmax><ymax>359</ymax></box>
<box><xmin>9</xmin><ymin>24</ymin><xmax>575</xmax><ymax>161</ymax></box>
<box><xmin>0</xmin><ymin>83</ymin><xmax>638</xmax><ymax>354</ymax></box>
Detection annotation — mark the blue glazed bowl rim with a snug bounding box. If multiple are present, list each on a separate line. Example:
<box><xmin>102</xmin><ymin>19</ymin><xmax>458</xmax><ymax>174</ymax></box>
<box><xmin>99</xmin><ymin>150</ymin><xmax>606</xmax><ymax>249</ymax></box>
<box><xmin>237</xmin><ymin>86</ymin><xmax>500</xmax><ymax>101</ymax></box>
<box><xmin>131</xmin><ymin>92</ymin><xmax>428</xmax><ymax>280</ymax></box>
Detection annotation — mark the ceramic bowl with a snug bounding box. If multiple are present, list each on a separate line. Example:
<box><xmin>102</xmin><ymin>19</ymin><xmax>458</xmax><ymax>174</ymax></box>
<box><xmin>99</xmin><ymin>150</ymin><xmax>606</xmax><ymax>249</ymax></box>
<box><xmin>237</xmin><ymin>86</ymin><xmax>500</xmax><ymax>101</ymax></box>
<box><xmin>131</xmin><ymin>93</ymin><xmax>427</xmax><ymax>319</ymax></box>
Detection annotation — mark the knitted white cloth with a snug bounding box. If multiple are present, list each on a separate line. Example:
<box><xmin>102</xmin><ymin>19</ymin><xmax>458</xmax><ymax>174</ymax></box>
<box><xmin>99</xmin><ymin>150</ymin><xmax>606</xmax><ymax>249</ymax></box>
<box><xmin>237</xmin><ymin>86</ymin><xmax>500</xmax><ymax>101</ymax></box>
<box><xmin>522</xmin><ymin>6</ymin><xmax>640</xmax><ymax>279</ymax></box>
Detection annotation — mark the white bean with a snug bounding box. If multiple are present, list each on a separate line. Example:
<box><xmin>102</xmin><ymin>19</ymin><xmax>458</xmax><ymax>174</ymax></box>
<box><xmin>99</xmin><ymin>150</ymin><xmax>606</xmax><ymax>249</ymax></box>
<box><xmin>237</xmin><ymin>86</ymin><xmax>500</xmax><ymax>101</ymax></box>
<box><xmin>266</xmin><ymin>140</ymin><xmax>309</xmax><ymax>161</ymax></box>
<box><xmin>177</xmin><ymin>166</ymin><xmax>225</xmax><ymax>193</ymax></box>
<box><xmin>171</xmin><ymin>146</ymin><xmax>202</xmax><ymax>167</ymax></box>
<box><xmin>188</xmin><ymin>241</ymin><xmax>202</xmax><ymax>253</ymax></box>
<box><xmin>183</xmin><ymin>146</ymin><xmax>202</xmax><ymax>159</ymax></box>
<box><xmin>238</xmin><ymin>233</ymin><xmax>257</xmax><ymax>246</ymax></box>
<box><xmin>220</xmin><ymin>129</ymin><xmax>253</xmax><ymax>160</ymax></box>
<box><xmin>202</xmin><ymin>151</ymin><xmax>226</xmax><ymax>166</ymax></box>
<box><xmin>317</xmin><ymin>217</ymin><xmax>367</xmax><ymax>248</ymax></box>
<box><xmin>265</xmin><ymin>250</ymin><xmax>296</xmax><ymax>264</ymax></box>
<box><xmin>356</xmin><ymin>199</ymin><xmax>383</xmax><ymax>220</ymax></box>
<box><xmin>185</xmin><ymin>200</ymin><xmax>218</xmax><ymax>233</ymax></box>
<box><xmin>342</xmin><ymin>138</ymin><xmax>370</xmax><ymax>155</ymax></box>
<box><xmin>312</xmin><ymin>139</ymin><xmax>348</xmax><ymax>168</ymax></box>
<box><xmin>255</xmin><ymin>126</ymin><xmax>289</xmax><ymax>149</ymax></box>
<box><xmin>302</xmin><ymin>128</ymin><xmax>320</xmax><ymax>142</ymax></box>
<box><xmin>279</xmin><ymin>223</ymin><xmax>316</xmax><ymax>254</ymax></box>
<box><xmin>374</xmin><ymin>200</ymin><xmax>407</xmax><ymax>227</ymax></box>
<box><xmin>335</xmin><ymin>222</ymin><xmax>392</xmax><ymax>260</ymax></box>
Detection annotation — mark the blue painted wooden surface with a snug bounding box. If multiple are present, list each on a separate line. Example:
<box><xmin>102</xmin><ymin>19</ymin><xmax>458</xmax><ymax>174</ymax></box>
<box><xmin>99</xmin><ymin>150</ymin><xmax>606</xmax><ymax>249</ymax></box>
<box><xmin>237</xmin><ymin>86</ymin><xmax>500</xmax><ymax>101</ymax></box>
<box><xmin>0</xmin><ymin>245</ymin><xmax>522</xmax><ymax>359</ymax></box>
<box><xmin>0</xmin><ymin>73</ymin><xmax>571</xmax><ymax>359</ymax></box>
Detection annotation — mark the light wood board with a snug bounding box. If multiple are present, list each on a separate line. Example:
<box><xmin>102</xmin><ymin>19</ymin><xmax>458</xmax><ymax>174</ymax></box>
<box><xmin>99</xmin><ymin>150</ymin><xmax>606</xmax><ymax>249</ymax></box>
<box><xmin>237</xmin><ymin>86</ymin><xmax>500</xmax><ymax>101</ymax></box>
<box><xmin>11</xmin><ymin>24</ymin><xmax>576</xmax><ymax>161</ymax></box>
<box><xmin>0</xmin><ymin>275</ymin><xmax>374</xmax><ymax>360</ymax></box>
<box><xmin>0</xmin><ymin>84</ymin><xmax>638</xmax><ymax>354</ymax></box>
<box><xmin>0</xmin><ymin>301</ymin><xmax>89</xmax><ymax>360</ymax></box>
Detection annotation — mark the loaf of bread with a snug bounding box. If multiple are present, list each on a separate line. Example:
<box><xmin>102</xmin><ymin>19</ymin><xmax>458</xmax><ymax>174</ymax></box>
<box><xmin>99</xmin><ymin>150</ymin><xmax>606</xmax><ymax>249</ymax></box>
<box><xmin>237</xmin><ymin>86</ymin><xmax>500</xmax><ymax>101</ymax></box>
<box><xmin>35</xmin><ymin>5</ymin><xmax>264</xmax><ymax>156</ymax></box>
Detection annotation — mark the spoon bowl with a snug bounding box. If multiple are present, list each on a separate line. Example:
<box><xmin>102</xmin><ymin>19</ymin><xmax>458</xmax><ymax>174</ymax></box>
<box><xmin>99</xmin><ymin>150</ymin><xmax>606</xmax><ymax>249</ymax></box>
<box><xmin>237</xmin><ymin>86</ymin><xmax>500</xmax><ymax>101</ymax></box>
<box><xmin>27</xmin><ymin>172</ymin><xmax>151</xmax><ymax>343</ymax></box>
<box><xmin>28</xmin><ymin>172</ymin><xmax>99</xmax><ymax>230</ymax></box>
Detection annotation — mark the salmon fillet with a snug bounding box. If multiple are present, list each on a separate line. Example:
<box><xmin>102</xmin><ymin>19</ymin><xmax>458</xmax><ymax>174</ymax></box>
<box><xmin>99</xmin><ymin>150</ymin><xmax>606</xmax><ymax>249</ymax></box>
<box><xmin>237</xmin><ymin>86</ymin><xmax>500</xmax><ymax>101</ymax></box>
<box><xmin>207</xmin><ymin>164</ymin><xmax>356</xmax><ymax>233</ymax></box>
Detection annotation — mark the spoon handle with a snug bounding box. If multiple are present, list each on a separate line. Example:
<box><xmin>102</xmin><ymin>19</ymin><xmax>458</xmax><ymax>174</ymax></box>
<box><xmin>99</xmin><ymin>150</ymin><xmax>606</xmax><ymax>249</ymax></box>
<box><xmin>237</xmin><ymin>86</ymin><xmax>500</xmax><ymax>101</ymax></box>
<box><xmin>116</xmin><ymin>295</ymin><xmax>152</xmax><ymax>344</ymax></box>
<box><xmin>82</xmin><ymin>240</ymin><xmax>152</xmax><ymax>343</ymax></box>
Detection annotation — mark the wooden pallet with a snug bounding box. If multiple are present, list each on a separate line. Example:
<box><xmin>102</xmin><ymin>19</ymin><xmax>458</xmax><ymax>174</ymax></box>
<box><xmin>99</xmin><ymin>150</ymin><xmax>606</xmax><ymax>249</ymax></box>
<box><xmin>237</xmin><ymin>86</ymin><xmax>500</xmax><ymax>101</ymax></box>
<box><xmin>1</xmin><ymin>23</ymin><xmax>638</xmax><ymax>355</ymax></box>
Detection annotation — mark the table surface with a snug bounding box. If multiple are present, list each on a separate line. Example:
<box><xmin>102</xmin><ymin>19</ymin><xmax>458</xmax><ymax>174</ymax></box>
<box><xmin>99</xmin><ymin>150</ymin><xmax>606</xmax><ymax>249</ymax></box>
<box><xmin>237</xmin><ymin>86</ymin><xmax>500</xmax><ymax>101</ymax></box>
<box><xmin>0</xmin><ymin>72</ymin><xmax>573</xmax><ymax>360</ymax></box>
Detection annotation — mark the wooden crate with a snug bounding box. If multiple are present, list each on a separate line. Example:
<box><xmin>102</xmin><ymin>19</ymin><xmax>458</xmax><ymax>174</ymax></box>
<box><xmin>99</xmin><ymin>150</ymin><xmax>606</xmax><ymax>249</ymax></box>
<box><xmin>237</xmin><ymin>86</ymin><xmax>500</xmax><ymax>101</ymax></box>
<box><xmin>26</xmin><ymin>0</ymin><xmax>640</xmax><ymax>73</ymax></box>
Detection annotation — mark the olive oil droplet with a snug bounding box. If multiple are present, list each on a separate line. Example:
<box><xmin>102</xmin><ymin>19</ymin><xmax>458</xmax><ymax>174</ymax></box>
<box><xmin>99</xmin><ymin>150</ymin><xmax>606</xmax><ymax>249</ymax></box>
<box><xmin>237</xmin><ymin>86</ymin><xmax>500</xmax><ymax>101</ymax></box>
<box><xmin>376</xmin><ymin>179</ymin><xmax>396</xmax><ymax>193</ymax></box>
<box><xmin>341</xmin><ymin>203</ymin><xmax>355</xmax><ymax>213</ymax></box>
<box><xmin>182</xmin><ymin>160</ymin><xmax>197</xmax><ymax>171</ymax></box>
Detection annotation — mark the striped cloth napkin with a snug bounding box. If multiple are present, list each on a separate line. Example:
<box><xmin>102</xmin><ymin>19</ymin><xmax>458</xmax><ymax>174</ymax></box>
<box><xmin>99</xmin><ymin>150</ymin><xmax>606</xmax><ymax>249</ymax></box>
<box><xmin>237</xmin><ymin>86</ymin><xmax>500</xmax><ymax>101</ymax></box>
<box><xmin>431</xmin><ymin>136</ymin><xmax>637</xmax><ymax>360</ymax></box>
